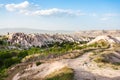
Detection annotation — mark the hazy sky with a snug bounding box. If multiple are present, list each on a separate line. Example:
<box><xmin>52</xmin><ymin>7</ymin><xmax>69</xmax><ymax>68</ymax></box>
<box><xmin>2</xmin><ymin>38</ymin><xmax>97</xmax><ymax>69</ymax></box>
<box><xmin>0</xmin><ymin>0</ymin><xmax>120</xmax><ymax>30</ymax></box>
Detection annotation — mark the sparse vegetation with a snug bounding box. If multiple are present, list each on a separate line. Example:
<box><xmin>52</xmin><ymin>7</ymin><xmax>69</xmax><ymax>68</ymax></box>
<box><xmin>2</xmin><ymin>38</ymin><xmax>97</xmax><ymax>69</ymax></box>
<box><xmin>45</xmin><ymin>67</ymin><xmax>74</xmax><ymax>80</ymax></box>
<box><xmin>1</xmin><ymin>33</ymin><xmax>120</xmax><ymax>79</ymax></box>
<box><xmin>0</xmin><ymin>41</ymin><xmax>80</xmax><ymax>79</ymax></box>
<box><xmin>93</xmin><ymin>56</ymin><xmax>105</xmax><ymax>63</ymax></box>
<box><xmin>88</xmin><ymin>40</ymin><xmax>110</xmax><ymax>48</ymax></box>
<box><xmin>0</xmin><ymin>38</ymin><xmax>115</xmax><ymax>79</ymax></box>
<box><xmin>91</xmin><ymin>49</ymin><xmax>120</xmax><ymax>69</ymax></box>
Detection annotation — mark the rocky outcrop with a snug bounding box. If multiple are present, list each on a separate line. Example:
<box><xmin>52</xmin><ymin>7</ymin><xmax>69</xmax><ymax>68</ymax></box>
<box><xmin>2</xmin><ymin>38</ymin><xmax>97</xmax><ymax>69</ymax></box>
<box><xmin>6</xmin><ymin>33</ymin><xmax>92</xmax><ymax>48</ymax></box>
<box><xmin>88</xmin><ymin>35</ymin><xmax>120</xmax><ymax>45</ymax></box>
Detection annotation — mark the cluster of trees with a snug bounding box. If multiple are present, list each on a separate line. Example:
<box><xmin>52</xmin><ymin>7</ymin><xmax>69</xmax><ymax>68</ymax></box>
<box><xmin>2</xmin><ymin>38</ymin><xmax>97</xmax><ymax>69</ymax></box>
<box><xmin>1</xmin><ymin>40</ymin><xmax>104</xmax><ymax>72</ymax></box>
<box><xmin>41</xmin><ymin>41</ymin><xmax>78</xmax><ymax>55</ymax></box>
<box><xmin>0</xmin><ymin>41</ymin><xmax>80</xmax><ymax>67</ymax></box>
<box><xmin>0</xmin><ymin>50</ymin><xmax>27</xmax><ymax>69</ymax></box>
<box><xmin>0</xmin><ymin>50</ymin><xmax>28</xmax><ymax>79</ymax></box>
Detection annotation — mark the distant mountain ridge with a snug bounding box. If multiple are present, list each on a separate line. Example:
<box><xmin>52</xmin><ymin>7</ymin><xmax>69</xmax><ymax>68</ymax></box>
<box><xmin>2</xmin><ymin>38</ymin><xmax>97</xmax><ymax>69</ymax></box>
<box><xmin>0</xmin><ymin>28</ymin><xmax>73</xmax><ymax>34</ymax></box>
<box><xmin>0</xmin><ymin>28</ymin><xmax>120</xmax><ymax>36</ymax></box>
<box><xmin>75</xmin><ymin>30</ymin><xmax>120</xmax><ymax>37</ymax></box>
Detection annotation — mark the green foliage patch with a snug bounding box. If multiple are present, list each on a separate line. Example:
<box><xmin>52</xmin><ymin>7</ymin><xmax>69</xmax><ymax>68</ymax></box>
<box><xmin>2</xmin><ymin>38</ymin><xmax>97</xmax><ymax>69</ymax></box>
<box><xmin>0</xmin><ymin>41</ymin><xmax>80</xmax><ymax>79</ymax></box>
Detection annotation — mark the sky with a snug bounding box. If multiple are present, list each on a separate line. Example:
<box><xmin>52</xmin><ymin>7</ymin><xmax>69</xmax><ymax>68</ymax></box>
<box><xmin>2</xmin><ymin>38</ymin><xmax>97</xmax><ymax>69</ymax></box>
<box><xmin>0</xmin><ymin>0</ymin><xmax>120</xmax><ymax>31</ymax></box>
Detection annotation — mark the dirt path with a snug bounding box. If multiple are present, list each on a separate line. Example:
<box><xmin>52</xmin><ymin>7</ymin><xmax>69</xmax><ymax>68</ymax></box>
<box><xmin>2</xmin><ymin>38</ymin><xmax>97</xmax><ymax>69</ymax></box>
<box><xmin>64</xmin><ymin>52</ymin><xmax>120</xmax><ymax>80</ymax></box>
<box><xmin>67</xmin><ymin>53</ymin><xmax>95</xmax><ymax>80</ymax></box>
<box><xmin>61</xmin><ymin>52</ymin><xmax>97</xmax><ymax>80</ymax></box>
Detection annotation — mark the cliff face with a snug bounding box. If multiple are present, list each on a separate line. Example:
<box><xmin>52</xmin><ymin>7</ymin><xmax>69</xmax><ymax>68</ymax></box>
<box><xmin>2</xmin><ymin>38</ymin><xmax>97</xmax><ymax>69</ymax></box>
<box><xmin>7</xmin><ymin>33</ymin><xmax>92</xmax><ymax>48</ymax></box>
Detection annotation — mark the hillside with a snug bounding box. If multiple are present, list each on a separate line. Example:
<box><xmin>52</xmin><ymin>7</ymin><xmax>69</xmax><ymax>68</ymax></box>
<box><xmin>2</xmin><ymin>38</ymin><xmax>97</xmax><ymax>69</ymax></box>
<box><xmin>0</xmin><ymin>32</ymin><xmax>120</xmax><ymax>80</ymax></box>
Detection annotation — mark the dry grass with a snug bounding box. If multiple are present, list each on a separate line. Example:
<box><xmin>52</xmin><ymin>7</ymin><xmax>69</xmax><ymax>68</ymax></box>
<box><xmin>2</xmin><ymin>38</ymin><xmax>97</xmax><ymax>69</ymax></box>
<box><xmin>90</xmin><ymin>48</ymin><xmax>120</xmax><ymax>70</ymax></box>
<box><xmin>45</xmin><ymin>67</ymin><xmax>74</xmax><ymax>80</ymax></box>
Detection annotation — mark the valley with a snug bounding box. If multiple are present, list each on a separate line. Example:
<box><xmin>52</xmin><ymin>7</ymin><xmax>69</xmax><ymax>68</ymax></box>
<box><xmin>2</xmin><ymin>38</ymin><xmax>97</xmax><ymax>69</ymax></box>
<box><xmin>0</xmin><ymin>31</ymin><xmax>120</xmax><ymax>80</ymax></box>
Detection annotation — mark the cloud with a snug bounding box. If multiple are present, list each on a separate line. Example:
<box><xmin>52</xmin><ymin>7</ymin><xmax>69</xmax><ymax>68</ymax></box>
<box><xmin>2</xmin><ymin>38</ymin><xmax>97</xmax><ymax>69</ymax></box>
<box><xmin>100</xmin><ymin>17</ymin><xmax>109</xmax><ymax>21</ymax></box>
<box><xmin>4</xmin><ymin>1</ymin><xmax>85</xmax><ymax>16</ymax></box>
<box><xmin>19</xmin><ymin>10</ymin><xmax>30</xmax><ymax>15</ymax></box>
<box><xmin>32</xmin><ymin>8</ymin><xmax>70</xmax><ymax>16</ymax></box>
<box><xmin>100</xmin><ymin>13</ymin><xmax>120</xmax><ymax>21</ymax></box>
<box><xmin>18</xmin><ymin>7</ymin><xmax>85</xmax><ymax>16</ymax></box>
<box><xmin>104</xmin><ymin>13</ymin><xmax>120</xmax><ymax>17</ymax></box>
<box><xmin>18</xmin><ymin>8</ymin><xmax>85</xmax><ymax>16</ymax></box>
<box><xmin>5</xmin><ymin>1</ymin><xmax>29</xmax><ymax>11</ymax></box>
<box><xmin>30</xmin><ymin>8</ymin><xmax>85</xmax><ymax>16</ymax></box>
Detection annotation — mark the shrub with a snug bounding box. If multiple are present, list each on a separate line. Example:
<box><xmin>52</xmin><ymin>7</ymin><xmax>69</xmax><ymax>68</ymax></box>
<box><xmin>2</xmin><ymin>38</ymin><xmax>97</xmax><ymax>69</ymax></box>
<box><xmin>0</xmin><ymin>68</ymin><xmax>8</xmax><ymax>80</ymax></box>
<box><xmin>93</xmin><ymin>57</ymin><xmax>104</xmax><ymax>63</ymax></box>
<box><xmin>17</xmin><ymin>51</ymin><xmax>28</xmax><ymax>59</ymax></box>
<box><xmin>4</xmin><ymin>57</ymin><xmax>20</xmax><ymax>68</ymax></box>
<box><xmin>36</xmin><ymin>62</ymin><xmax>42</xmax><ymax>66</ymax></box>
<box><xmin>45</xmin><ymin>67</ymin><xmax>74</xmax><ymax>80</ymax></box>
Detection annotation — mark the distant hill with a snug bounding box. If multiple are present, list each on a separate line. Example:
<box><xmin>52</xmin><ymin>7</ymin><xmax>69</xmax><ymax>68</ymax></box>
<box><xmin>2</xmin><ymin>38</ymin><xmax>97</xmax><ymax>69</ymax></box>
<box><xmin>0</xmin><ymin>28</ymin><xmax>73</xmax><ymax>34</ymax></box>
<box><xmin>1</xmin><ymin>28</ymin><xmax>120</xmax><ymax>37</ymax></box>
<box><xmin>75</xmin><ymin>30</ymin><xmax>120</xmax><ymax>37</ymax></box>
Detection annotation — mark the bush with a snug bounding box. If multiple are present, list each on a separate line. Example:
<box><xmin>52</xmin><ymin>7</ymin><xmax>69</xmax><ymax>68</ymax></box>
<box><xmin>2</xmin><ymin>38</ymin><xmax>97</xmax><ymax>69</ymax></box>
<box><xmin>4</xmin><ymin>57</ymin><xmax>20</xmax><ymax>68</ymax></box>
<box><xmin>0</xmin><ymin>40</ymin><xmax>4</xmax><ymax>45</ymax></box>
<box><xmin>17</xmin><ymin>51</ymin><xmax>28</xmax><ymax>59</ymax></box>
<box><xmin>36</xmin><ymin>62</ymin><xmax>42</xmax><ymax>66</ymax></box>
<box><xmin>0</xmin><ymin>68</ymin><xmax>8</xmax><ymax>80</ymax></box>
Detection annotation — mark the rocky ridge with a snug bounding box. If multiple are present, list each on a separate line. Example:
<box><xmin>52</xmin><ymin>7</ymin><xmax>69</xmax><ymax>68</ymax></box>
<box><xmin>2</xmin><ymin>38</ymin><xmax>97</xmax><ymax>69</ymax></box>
<box><xmin>6</xmin><ymin>33</ymin><xmax>92</xmax><ymax>48</ymax></box>
<box><xmin>88</xmin><ymin>35</ymin><xmax>120</xmax><ymax>44</ymax></box>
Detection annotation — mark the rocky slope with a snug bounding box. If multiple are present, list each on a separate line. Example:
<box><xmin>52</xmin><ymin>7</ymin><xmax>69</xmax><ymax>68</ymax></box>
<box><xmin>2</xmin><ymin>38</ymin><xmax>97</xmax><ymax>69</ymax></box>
<box><xmin>87</xmin><ymin>35</ymin><xmax>120</xmax><ymax>47</ymax></box>
<box><xmin>2</xmin><ymin>32</ymin><xmax>120</xmax><ymax>80</ymax></box>
<box><xmin>6</xmin><ymin>33</ymin><xmax>92</xmax><ymax>48</ymax></box>
<box><xmin>5</xmin><ymin>35</ymin><xmax>120</xmax><ymax>80</ymax></box>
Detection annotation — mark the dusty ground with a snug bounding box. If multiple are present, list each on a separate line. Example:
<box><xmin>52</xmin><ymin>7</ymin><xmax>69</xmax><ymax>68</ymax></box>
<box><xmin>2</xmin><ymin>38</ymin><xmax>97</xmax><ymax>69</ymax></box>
<box><xmin>11</xmin><ymin>52</ymin><xmax>120</xmax><ymax>80</ymax></box>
